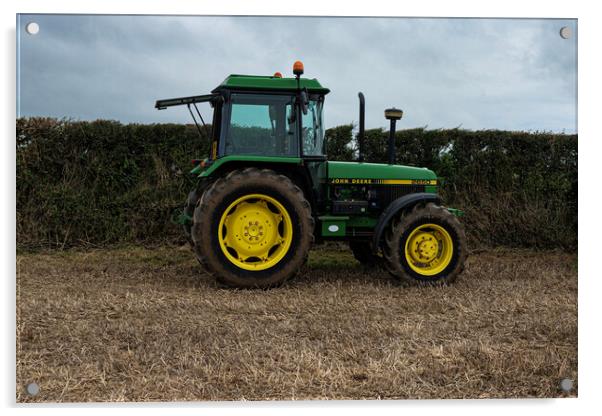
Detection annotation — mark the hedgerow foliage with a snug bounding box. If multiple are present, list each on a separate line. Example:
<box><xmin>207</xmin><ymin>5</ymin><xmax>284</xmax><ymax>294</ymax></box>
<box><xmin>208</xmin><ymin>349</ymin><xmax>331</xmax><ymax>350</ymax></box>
<box><xmin>362</xmin><ymin>127</ymin><xmax>577</xmax><ymax>249</ymax></box>
<box><xmin>16</xmin><ymin>118</ymin><xmax>576</xmax><ymax>250</ymax></box>
<box><xmin>17</xmin><ymin>118</ymin><xmax>206</xmax><ymax>248</ymax></box>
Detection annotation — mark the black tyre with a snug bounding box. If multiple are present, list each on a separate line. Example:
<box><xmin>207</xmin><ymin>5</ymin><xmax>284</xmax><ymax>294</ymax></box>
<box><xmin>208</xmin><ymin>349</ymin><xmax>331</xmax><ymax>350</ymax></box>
<box><xmin>383</xmin><ymin>202</ymin><xmax>467</xmax><ymax>285</ymax></box>
<box><xmin>349</xmin><ymin>241</ymin><xmax>381</xmax><ymax>266</ymax></box>
<box><xmin>183</xmin><ymin>190</ymin><xmax>199</xmax><ymax>246</ymax></box>
<box><xmin>191</xmin><ymin>168</ymin><xmax>314</xmax><ymax>288</ymax></box>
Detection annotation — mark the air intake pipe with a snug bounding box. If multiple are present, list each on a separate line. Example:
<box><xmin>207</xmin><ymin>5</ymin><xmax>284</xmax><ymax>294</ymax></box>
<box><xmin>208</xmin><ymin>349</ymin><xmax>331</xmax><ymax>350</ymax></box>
<box><xmin>358</xmin><ymin>92</ymin><xmax>365</xmax><ymax>162</ymax></box>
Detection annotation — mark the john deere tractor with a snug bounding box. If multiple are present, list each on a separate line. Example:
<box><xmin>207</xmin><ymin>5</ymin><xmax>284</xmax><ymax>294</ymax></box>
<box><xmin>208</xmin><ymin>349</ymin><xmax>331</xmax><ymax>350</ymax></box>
<box><xmin>156</xmin><ymin>61</ymin><xmax>466</xmax><ymax>288</ymax></box>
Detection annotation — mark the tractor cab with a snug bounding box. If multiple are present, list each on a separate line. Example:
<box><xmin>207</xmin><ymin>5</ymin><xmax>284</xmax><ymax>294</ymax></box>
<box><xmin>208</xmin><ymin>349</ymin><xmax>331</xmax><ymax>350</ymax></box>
<box><xmin>156</xmin><ymin>61</ymin><xmax>329</xmax><ymax>163</ymax></box>
<box><xmin>212</xmin><ymin>72</ymin><xmax>328</xmax><ymax>159</ymax></box>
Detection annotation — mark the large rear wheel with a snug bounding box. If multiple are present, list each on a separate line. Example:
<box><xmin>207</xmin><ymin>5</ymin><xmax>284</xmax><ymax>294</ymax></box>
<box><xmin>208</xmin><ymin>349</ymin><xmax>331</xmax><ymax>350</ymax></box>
<box><xmin>383</xmin><ymin>203</ymin><xmax>467</xmax><ymax>285</ymax></box>
<box><xmin>192</xmin><ymin>168</ymin><xmax>314</xmax><ymax>288</ymax></box>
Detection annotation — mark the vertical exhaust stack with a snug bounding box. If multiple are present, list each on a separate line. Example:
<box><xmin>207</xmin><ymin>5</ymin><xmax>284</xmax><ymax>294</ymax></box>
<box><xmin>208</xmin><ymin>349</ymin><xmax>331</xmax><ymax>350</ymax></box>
<box><xmin>384</xmin><ymin>108</ymin><xmax>403</xmax><ymax>165</ymax></box>
<box><xmin>358</xmin><ymin>92</ymin><xmax>365</xmax><ymax>163</ymax></box>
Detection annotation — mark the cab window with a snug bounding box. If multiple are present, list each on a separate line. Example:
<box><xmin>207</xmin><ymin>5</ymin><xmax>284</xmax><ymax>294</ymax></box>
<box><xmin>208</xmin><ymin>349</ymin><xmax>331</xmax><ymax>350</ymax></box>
<box><xmin>301</xmin><ymin>99</ymin><xmax>325</xmax><ymax>156</ymax></box>
<box><xmin>224</xmin><ymin>94</ymin><xmax>298</xmax><ymax>157</ymax></box>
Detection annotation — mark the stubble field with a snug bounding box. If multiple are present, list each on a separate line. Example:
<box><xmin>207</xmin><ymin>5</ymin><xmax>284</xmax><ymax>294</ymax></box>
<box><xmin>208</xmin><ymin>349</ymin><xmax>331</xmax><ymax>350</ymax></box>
<box><xmin>16</xmin><ymin>245</ymin><xmax>577</xmax><ymax>402</ymax></box>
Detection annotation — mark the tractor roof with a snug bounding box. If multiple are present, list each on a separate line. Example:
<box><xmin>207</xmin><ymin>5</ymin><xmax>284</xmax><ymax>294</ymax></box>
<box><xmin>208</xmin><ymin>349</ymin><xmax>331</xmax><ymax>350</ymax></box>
<box><xmin>212</xmin><ymin>74</ymin><xmax>330</xmax><ymax>95</ymax></box>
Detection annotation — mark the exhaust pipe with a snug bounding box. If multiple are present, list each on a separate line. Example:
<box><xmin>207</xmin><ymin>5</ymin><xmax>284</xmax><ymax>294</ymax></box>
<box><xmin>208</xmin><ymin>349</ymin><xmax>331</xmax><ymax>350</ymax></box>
<box><xmin>358</xmin><ymin>92</ymin><xmax>365</xmax><ymax>163</ymax></box>
<box><xmin>384</xmin><ymin>108</ymin><xmax>403</xmax><ymax>165</ymax></box>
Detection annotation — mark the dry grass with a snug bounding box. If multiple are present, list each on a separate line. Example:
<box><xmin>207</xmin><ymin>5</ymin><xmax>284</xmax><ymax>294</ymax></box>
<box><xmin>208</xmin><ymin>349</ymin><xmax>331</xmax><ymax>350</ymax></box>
<box><xmin>16</xmin><ymin>245</ymin><xmax>577</xmax><ymax>402</ymax></box>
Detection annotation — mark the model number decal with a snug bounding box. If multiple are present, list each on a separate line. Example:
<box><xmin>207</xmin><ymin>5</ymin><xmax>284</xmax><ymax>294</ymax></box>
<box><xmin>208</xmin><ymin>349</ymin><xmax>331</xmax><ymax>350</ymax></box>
<box><xmin>408</xmin><ymin>179</ymin><xmax>436</xmax><ymax>185</ymax></box>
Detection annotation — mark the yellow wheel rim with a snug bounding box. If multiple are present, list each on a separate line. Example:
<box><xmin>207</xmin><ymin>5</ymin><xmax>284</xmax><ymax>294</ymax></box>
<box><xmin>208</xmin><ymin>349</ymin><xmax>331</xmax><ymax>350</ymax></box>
<box><xmin>218</xmin><ymin>194</ymin><xmax>293</xmax><ymax>271</ymax></box>
<box><xmin>404</xmin><ymin>223</ymin><xmax>454</xmax><ymax>276</ymax></box>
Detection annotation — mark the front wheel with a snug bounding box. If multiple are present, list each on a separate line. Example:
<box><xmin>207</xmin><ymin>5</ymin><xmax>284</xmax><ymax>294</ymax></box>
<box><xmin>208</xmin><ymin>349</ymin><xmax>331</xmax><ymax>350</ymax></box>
<box><xmin>383</xmin><ymin>203</ymin><xmax>467</xmax><ymax>285</ymax></box>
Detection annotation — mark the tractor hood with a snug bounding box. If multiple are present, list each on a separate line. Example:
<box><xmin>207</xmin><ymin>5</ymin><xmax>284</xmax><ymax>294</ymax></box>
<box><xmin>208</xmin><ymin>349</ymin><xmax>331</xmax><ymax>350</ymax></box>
<box><xmin>327</xmin><ymin>161</ymin><xmax>437</xmax><ymax>185</ymax></box>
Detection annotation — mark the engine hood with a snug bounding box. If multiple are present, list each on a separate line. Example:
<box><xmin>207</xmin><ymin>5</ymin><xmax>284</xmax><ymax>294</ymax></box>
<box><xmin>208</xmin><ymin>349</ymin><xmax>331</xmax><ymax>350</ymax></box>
<box><xmin>327</xmin><ymin>161</ymin><xmax>437</xmax><ymax>185</ymax></box>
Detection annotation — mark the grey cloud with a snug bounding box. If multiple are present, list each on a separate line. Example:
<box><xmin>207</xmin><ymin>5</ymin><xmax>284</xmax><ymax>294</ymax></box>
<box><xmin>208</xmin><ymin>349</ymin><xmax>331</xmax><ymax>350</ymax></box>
<box><xmin>17</xmin><ymin>15</ymin><xmax>577</xmax><ymax>133</ymax></box>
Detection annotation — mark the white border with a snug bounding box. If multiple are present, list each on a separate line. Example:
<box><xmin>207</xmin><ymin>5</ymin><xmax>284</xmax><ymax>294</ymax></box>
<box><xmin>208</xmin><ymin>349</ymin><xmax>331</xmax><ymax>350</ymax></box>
<box><xmin>4</xmin><ymin>1</ymin><xmax>599</xmax><ymax>415</ymax></box>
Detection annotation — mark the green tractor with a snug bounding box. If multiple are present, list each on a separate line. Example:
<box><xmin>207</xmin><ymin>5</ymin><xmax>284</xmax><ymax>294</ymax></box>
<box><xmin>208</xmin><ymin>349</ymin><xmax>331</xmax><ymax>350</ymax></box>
<box><xmin>156</xmin><ymin>61</ymin><xmax>467</xmax><ymax>288</ymax></box>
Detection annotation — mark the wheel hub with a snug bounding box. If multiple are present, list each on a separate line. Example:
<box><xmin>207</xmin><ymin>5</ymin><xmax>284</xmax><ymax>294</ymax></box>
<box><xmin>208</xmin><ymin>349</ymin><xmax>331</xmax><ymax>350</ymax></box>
<box><xmin>409</xmin><ymin>232</ymin><xmax>439</xmax><ymax>263</ymax></box>
<box><xmin>243</xmin><ymin>220</ymin><xmax>265</xmax><ymax>244</ymax></box>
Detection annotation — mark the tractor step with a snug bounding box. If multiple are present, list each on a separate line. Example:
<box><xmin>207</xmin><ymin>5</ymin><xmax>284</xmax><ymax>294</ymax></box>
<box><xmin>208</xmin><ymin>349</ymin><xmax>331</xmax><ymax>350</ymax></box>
<box><xmin>319</xmin><ymin>215</ymin><xmax>349</xmax><ymax>237</ymax></box>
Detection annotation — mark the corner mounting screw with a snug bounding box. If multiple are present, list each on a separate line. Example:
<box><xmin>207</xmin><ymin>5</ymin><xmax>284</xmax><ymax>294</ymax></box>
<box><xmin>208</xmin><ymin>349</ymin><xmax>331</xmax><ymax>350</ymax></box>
<box><xmin>26</xmin><ymin>382</ymin><xmax>40</xmax><ymax>396</ymax></box>
<box><xmin>25</xmin><ymin>22</ymin><xmax>40</xmax><ymax>35</ymax></box>
<box><xmin>559</xmin><ymin>26</ymin><xmax>572</xmax><ymax>39</ymax></box>
<box><xmin>560</xmin><ymin>378</ymin><xmax>574</xmax><ymax>392</ymax></box>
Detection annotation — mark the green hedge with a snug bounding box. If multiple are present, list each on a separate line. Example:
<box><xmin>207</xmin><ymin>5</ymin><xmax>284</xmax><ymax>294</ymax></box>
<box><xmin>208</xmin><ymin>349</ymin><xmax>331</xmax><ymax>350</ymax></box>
<box><xmin>16</xmin><ymin>118</ymin><xmax>577</xmax><ymax>250</ymax></box>
<box><xmin>361</xmin><ymin>127</ymin><xmax>577</xmax><ymax>249</ymax></box>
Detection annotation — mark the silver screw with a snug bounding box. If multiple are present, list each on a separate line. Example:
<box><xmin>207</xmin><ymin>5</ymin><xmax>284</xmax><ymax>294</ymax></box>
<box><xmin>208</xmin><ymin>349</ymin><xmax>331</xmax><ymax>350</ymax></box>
<box><xmin>560</xmin><ymin>378</ymin><xmax>574</xmax><ymax>392</ymax></box>
<box><xmin>560</xmin><ymin>26</ymin><xmax>572</xmax><ymax>39</ymax></box>
<box><xmin>26</xmin><ymin>382</ymin><xmax>39</xmax><ymax>396</ymax></box>
<box><xmin>25</xmin><ymin>22</ymin><xmax>39</xmax><ymax>35</ymax></box>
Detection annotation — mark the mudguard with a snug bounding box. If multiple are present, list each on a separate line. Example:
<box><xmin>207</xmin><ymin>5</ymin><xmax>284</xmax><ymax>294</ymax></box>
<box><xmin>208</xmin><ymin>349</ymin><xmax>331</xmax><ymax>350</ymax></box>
<box><xmin>371</xmin><ymin>193</ymin><xmax>441</xmax><ymax>253</ymax></box>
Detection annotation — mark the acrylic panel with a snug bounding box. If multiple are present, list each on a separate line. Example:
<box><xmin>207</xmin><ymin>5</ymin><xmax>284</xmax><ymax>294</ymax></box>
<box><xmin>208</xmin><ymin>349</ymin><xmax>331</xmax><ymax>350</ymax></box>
<box><xmin>16</xmin><ymin>14</ymin><xmax>577</xmax><ymax>402</ymax></box>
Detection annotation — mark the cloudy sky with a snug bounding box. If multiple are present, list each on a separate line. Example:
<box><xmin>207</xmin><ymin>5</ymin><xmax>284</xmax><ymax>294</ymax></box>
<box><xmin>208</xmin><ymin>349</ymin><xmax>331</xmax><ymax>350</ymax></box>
<box><xmin>17</xmin><ymin>15</ymin><xmax>577</xmax><ymax>133</ymax></box>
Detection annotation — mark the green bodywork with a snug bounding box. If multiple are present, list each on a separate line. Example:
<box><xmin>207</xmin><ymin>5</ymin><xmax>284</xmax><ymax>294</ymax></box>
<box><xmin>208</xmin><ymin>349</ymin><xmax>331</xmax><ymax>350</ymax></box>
<box><xmin>171</xmin><ymin>72</ymin><xmax>462</xmax><ymax>238</ymax></box>
<box><xmin>318</xmin><ymin>216</ymin><xmax>348</xmax><ymax>237</ymax></box>
<box><xmin>213</xmin><ymin>74</ymin><xmax>330</xmax><ymax>94</ymax></box>
<box><xmin>327</xmin><ymin>161</ymin><xmax>436</xmax><ymax>181</ymax></box>
<box><xmin>189</xmin><ymin>156</ymin><xmax>444</xmax><ymax>237</ymax></box>
<box><xmin>327</xmin><ymin>161</ymin><xmax>437</xmax><ymax>193</ymax></box>
<box><xmin>192</xmin><ymin>157</ymin><xmax>436</xmax><ymax>182</ymax></box>
<box><xmin>195</xmin><ymin>155</ymin><xmax>302</xmax><ymax>177</ymax></box>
